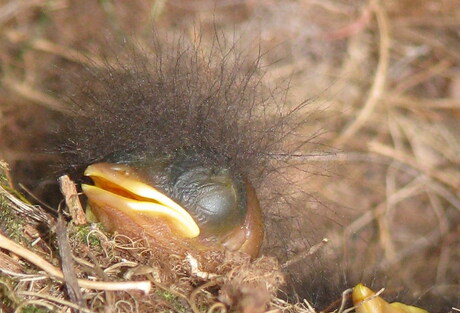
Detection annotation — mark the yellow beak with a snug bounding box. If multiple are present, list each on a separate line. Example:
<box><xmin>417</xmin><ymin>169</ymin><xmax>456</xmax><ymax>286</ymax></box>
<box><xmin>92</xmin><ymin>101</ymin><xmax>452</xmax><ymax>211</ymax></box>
<box><xmin>353</xmin><ymin>284</ymin><xmax>429</xmax><ymax>313</ymax></box>
<box><xmin>82</xmin><ymin>163</ymin><xmax>200</xmax><ymax>238</ymax></box>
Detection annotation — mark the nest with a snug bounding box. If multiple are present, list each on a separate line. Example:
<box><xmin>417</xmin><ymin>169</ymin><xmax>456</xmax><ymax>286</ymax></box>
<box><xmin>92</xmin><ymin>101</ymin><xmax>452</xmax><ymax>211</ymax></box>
<box><xmin>0</xmin><ymin>162</ymin><xmax>296</xmax><ymax>312</ymax></box>
<box><xmin>1</xmin><ymin>0</ymin><xmax>460</xmax><ymax>312</ymax></box>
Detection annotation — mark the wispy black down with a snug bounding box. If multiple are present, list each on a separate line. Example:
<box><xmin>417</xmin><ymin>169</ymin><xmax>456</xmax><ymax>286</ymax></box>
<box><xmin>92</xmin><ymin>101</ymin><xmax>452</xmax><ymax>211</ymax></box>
<box><xmin>59</xmin><ymin>35</ymin><xmax>314</xmax><ymax>187</ymax></box>
<box><xmin>56</xmin><ymin>34</ymin><xmax>340</xmax><ymax>308</ymax></box>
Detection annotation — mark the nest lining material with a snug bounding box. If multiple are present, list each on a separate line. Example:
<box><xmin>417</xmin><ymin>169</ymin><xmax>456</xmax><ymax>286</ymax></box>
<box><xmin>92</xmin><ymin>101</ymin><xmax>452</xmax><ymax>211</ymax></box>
<box><xmin>0</xmin><ymin>161</ymin><xmax>295</xmax><ymax>313</ymax></box>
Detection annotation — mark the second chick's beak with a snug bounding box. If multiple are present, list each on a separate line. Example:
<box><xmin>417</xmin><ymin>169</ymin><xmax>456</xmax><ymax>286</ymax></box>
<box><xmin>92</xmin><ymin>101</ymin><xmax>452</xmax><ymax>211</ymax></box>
<box><xmin>81</xmin><ymin>152</ymin><xmax>264</xmax><ymax>258</ymax></box>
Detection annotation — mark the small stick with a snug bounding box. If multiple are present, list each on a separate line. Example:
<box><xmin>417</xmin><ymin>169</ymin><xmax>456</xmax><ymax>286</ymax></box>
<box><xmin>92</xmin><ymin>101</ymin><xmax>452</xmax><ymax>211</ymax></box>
<box><xmin>335</xmin><ymin>0</ymin><xmax>390</xmax><ymax>146</ymax></box>
<box><xmin>190</xmin><ymin>280</ymin><xmax>221</xmax><ymax>313</ymax></box>
<box><xmin>56</xmin><ymin>214</ymin><xmax>86</xmax><ymax>309</ymax></box>
<box><xmin>281</xmin><ymin>238</ymin><xmax>329</xmax><ymax>269</ymax></box>
<box><xmin>59</xmin><ymin>175</ymin><xmax>87</xmax><ymax>225</ymax></box>
<box><xmin>0</xmin><ymin>232</ymin><xmax>151</xmax><ymax>294</ymax></box>
<box><xmin>2</xmin><ymin>77</ymin><xmax>71</xmax><ymax>114</ymax></box>
<box><xmin>17</xmin><ymin>291</ymin><xmax>95</xmax><ymax>313</ymax></box>
<box><xmin>369</xmin><ymin>141</ymin><xmax>460</xmax><ymax>189</ymax></box>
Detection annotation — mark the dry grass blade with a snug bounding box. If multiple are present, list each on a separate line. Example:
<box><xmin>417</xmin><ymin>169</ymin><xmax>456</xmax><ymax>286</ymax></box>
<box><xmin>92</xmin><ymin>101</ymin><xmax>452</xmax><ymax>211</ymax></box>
<box><xmin>335</xmin><ymin>0</ymin><xmax>390</xmax><ymax>146</ymax></box>
<box><xmin>2</xmin><ymin>77</ymin><xmax>71</xmax><ymax>114</ymax></box>
<box><xmin>281</xmin><ymin>238</ymin><xmax>329</xmax><ymax>269</ymax></box>
<box><xmin>56</xmin><ymin>214</ymin><xmax>86</xmax><ymax>310</ymax></box>
<box><xmin>0</xmin><ymin>184</ymin><xmax>53</xmax><ymax>227</ymax></box>
<box><xmin>369</xmin><ymin>141</ymin><xmax>460</xmax><ymax>189</ymax></box>
<box><xmin>17</xmin><ymin>291</ymin><xmax>95</xmax><ymax>313</ymax></box>
<box><xmin>0</xmin><ymin>231</ymin><xmax>152</xmax><ymax>294</ymax></box>
<box><xmin>5</xmin><ymin>30</ymin><xmax>105</xmax><ymax>67</ymax></box>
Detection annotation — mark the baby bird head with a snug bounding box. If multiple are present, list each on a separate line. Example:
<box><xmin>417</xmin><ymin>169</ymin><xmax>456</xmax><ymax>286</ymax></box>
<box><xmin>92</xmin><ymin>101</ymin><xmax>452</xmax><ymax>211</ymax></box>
<box><xmin>59</xmin><ymin>36</ymin><xmax>306</xmax><ymax>259</ymax></box>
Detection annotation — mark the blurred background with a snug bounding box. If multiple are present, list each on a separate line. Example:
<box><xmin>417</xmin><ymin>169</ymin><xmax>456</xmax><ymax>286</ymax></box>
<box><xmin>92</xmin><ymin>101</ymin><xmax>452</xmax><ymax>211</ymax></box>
<box><xmin>0</xmin><ymin>0</ymin><xmax>459</xmax><ymax>311</ymax></box>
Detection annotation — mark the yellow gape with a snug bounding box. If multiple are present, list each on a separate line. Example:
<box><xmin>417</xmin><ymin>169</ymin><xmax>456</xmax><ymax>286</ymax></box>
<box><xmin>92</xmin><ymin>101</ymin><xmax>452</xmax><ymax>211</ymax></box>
<box><xmin>352</xmin><ymin>284</ymin><xmax>429</xmax><ymax>313</ymax></box>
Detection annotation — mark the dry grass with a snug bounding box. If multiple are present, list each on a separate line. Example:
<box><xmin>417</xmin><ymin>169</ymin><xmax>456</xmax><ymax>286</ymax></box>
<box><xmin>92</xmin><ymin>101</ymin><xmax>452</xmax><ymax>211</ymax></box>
<box><xmin>0</xmin><ymin>0</ymin><xmax>459</xmax><ymax>312</ymax></box>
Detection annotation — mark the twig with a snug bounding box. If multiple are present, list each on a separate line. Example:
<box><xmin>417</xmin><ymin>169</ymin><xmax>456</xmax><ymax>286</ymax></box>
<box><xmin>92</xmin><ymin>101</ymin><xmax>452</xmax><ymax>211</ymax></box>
<box><xmin>0</xmin><ymin>0</ymin><xmax>44</xmax><ymax>25</ymax></box>
<box><xmin>337</xmin><ymin>288</ymin><xmax>353</xmax><ymax>313</ymax></box>
<box><xmin>324</xmin><ymin>5</ymin><xmax>372</xmax><ymax>40</ymax></box>
<box><xmin>377</xmin><ymin>227</ymin><xmax>444</xmax><ymax>271</ymax></box>
<box><xmin>0</xmin><ymin>232</ymin><xmax>151</xmax><ymax>294</ymax></box>
<box><xmin>190</xmin><ymin>280</ymin><xmax>221</xmax><ymax>313</ymax></box>
<box><xmin>5</xmin><ymin>30</ymin><xmax>104</xmax><ymax>67</ymax></box>
<box><xmin>14</xmin><ymin>299</ymin><xmax>56</xmax><ymax>313</ymax></box>
<box><xmin>2</xmin><ymin>77</ymin><xmax>71</xmax><ymax>114</ymax></box>
<box><xmin>388</xmin><ymin>95</ymin><xmax>460</xmax><ymax>110</ymax></box>
<box><xmin>56</xmin><ymin>214</ymin><xmax>86</xmax><ymax>310</ymax></box>
<box><xmin>369</xmin><ymin>141</ymin><xmax>460</xmax><ymax>189</ymax></box>
<box><xmin>302</xmin><ymin>298</ymin><xmax>317</xmax><ymax>313</ymax></box>
<box><xmin>59</xmin><ymin>175</ymin><xmax>87</xmax><ymax>225</ymax></box>
<box><xmin>18</xmin><ymin>291</ymin><xmax>95</xmax><ymax>313</ymax></box>
<box><xmin>399</xmin><ymin>28</ymin><xmax>460</xmax><ymax>62</ymax></box>
<box><xmin>0</xmin><ymin>184</ymin><xmax>54</xmax><ymax>227</ymax></box>
<box><xmin>0</xmin><ymin>268</ymin><xmax>46</xmax><ymax>280</ymax></box>
<box><xmin>208</xmin><ymin>302</ymin><xmax>227</xmax><ymax>313</ymax></box>
<box><xmin>281</xmin><ymin>238</ymin><xmax>329</xmax><ymax>269</ymax></box>
<box><xmin>343</xmin><ymin>177</ymin><xmax>423</xmax><ymax>253</ymax></box>
<box><xmin>19</xmin><ymin>183</ymin><xmax>56</xmax><ymax>213</ymax></box>
<box><xmin>335</xmin><ymin>0</ymin><xmax>390</xmax><ymax>146</ymax></box>
<box><xmin>393</xmin><ymin>59</ymin><xmax>451</xmax><ymax>94</ymax></box>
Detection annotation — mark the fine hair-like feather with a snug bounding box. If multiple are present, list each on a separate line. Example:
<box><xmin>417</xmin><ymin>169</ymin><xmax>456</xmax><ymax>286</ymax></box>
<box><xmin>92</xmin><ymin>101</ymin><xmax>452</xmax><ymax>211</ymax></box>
<box><xmin>56</xmin><ymin>33</ymin><xmax>340</xmax><ymax>307</ymax></box>
<box><xmin>59</xmin><ymin>35</ymin><xmax>315</xmax><ymax>187</ymax></box>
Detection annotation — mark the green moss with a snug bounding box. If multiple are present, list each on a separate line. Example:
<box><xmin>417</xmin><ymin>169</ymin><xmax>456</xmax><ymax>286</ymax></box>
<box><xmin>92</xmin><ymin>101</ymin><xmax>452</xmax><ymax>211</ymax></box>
<box><xmin>0</xmin><ymin>162</ymin><xmax>8</xmax><ymax>185</ymax></box>
<box><xmin>0</xmin><ymin>161</ymin><xmax>47</xmax><ymax>247</ymax></box>
<box><xmin>0</xmin><ymin>204</ymin><xmax>27</xmax><ymax>244</ymax></box>
<box><xmin>20</xmin><ymin>305</ymin><xmax>51</xmax><ymax>313</ymax></box>
<box><xmin>0</xmin><ymin>164</ymin><xmax>28</xmax><ymax>245</ymax></box>
<box><xmin>155</xmin><ymin>290</ymin><xmax>188</xmax><ymax>313</ymax></box>
<box><xmin>71</xmin><ymin>224</ymin><xmax>103</xmax><ymax>247</ymax></box>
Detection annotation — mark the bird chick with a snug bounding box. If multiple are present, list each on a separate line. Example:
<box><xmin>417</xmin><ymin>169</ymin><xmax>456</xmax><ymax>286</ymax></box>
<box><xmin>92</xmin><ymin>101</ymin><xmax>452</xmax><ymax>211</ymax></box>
<box><xmin>58</xmin><ymin>36</ymin><xmax>307</xmax><ymax>260</ymax></box>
